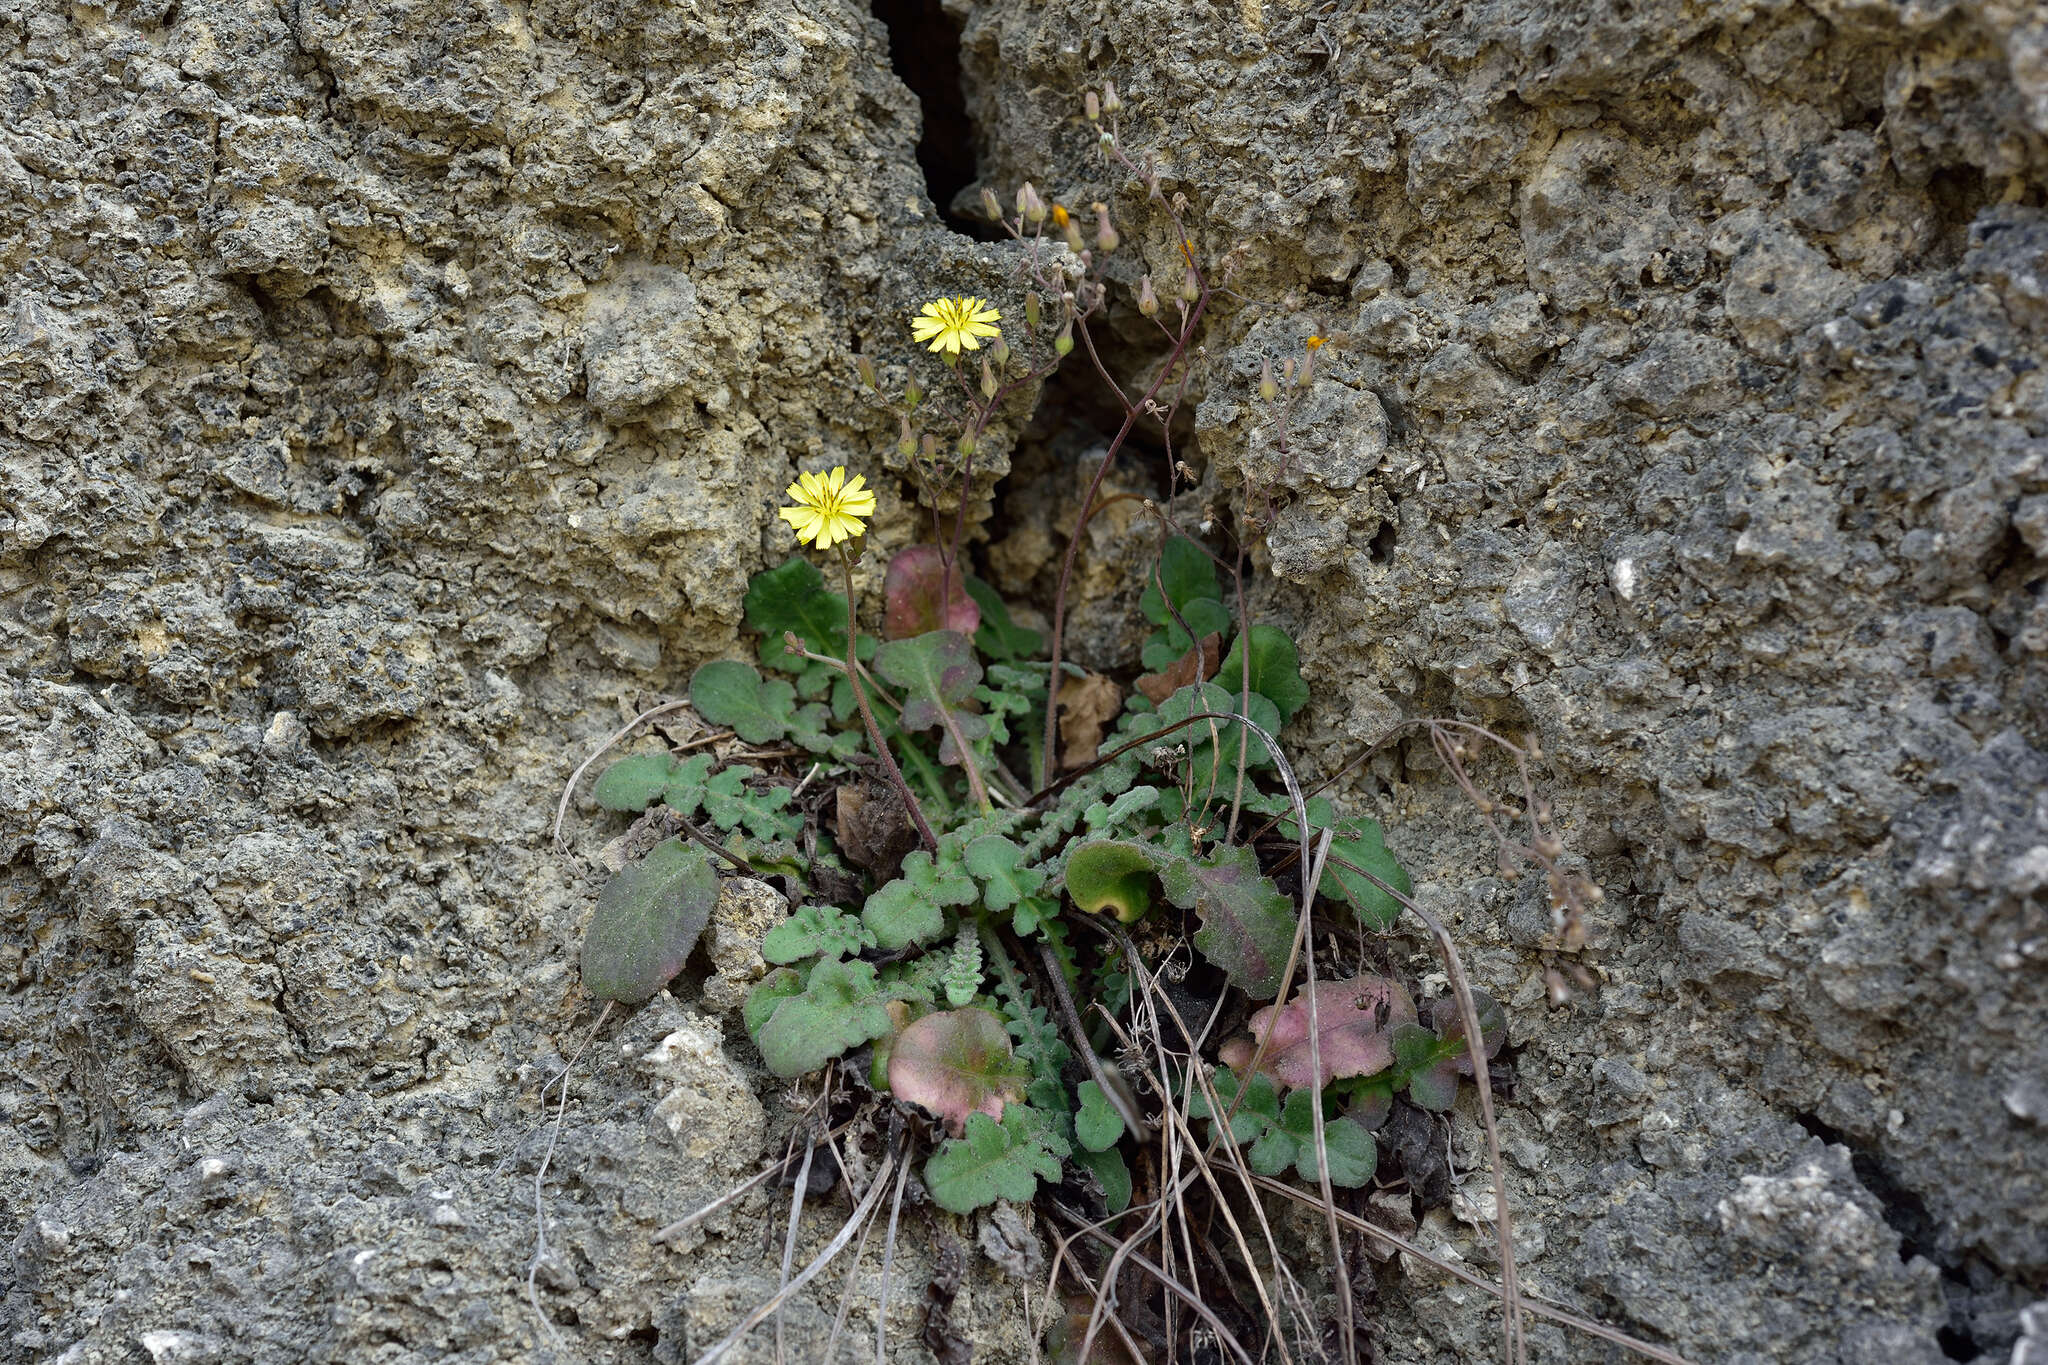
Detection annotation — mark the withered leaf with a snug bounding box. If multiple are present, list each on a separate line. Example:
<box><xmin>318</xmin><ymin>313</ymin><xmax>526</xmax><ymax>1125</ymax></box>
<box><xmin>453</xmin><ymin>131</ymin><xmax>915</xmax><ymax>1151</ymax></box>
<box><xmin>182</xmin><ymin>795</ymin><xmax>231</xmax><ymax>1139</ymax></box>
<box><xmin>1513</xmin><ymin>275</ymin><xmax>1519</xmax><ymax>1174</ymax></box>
<box><xmin>1057</xmin><ymin>672</ymin><xmax>1123</xmax><ymax>770</ymax></box>
<box><xmin>835</xmin><ymin>780</ymin><xmax>915</xmax><ymax>881</ymax></box>
<box><xmin>1134</xmin><ymin>630</ymin><xmax>1223</xmax><ymax>704</ymax></box>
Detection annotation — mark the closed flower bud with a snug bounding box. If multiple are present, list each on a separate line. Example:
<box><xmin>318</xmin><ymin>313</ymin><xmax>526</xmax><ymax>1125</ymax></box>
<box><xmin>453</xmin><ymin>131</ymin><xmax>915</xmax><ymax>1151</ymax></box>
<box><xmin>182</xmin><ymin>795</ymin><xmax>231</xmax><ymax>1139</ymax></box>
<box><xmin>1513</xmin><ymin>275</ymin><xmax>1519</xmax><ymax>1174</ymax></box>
<box><xmin>1178</xmin><ymin>264</ymin><xmax>1199</xmax><ymax>302</ymax></box>
<box><xmin>1062</xmin><ymin>211</ymin><xmax>1085</xmax><ymax>255</ymax></box>
<box><xmin>1054</xmin><ymin>319</ymin><xmax>1074</xmax><ymax>356</ymax></box>
<box><xmin>991</xmin><ymin>336</ymin><xmax>1011</xmax><ymax>368</ymax></box>
<box><xmin>981</xmin><ymin>187</ymin><xmax>1003</xmax><ymax>222</ymax></box>
<box><xmin>904</xmin><ymin>373</ymin><xmax>922</xmax><ymax>409</ymax></box>
<box><xmin>1025</xmin><ymin>290</ymin><xmax>1042</xmax><ymax>331</ymax></box>
<box><xmin>1137</xmin><ymin>274</ymin><xmax>1159</xmax><ymax>317</ymax></box>
<box><xmin>898</xmin><ymin>415</ymin><xmax>916</xmax><ymax>458</ymax></box>
<box><xmin>980</xmin><ymin>355</ymin><xmax>997</xmax><ymax>398</ymax></box>
<box><xmin>958</xmin><ymin>433</ymin><xmax>976</xmax><ymax>457</ymax></box>
<box><xmin>921</xmin><ymin>433</ymin><xmax>938</xmax><ymax>462</ymax></box>
<box><xmin>1093</xmin><ymin>203</ymin><xmax>1118</xmax><ymax>254</ymax></box>
<box><xmin>1259</xmin><ymin>357</ymin><xmax>1277</xmax><ymax>402</ymax></box>
<box><xmin>1018</xmin><ymin>181</ymin><xmax>1046</xmax><ymax>226</ymax></box>
<box><xmin>1283</xmin><ymin>357</ymin><xmax>1296</xmax><ymax>384</ymax></box>
<box><xmin>1085</xmin><ymin>90</ymin><xmax>1100</xmax><ymax>122</ymax></box>
<box><xmin>1101</xmin><ymin>80</ymin><xmax>1121</xmax><ymax>114</ymax></box>
<box><xmin>857</xmin><ymin>355</ymin><xmax>877</xmax><ymax>390</ymax></box>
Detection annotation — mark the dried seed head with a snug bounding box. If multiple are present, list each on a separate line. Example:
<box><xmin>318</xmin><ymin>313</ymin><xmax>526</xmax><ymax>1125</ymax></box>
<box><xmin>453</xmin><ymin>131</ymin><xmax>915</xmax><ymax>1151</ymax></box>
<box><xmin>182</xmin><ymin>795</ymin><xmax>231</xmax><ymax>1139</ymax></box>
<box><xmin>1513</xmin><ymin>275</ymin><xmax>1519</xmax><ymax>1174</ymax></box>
<box><xmin>856</xmin><ymin>355</ymin><xmax>877</xmax><ymax>390</ymax></box>
<box><xmin>1101</xmin><ymin>79</ymin><xmax>1121</xmax><ymax>114</ymax></box>
<box><xmin>920</xmin><ymin>433</ymin><xmax>937</xmax><ymax>461</ymax></box>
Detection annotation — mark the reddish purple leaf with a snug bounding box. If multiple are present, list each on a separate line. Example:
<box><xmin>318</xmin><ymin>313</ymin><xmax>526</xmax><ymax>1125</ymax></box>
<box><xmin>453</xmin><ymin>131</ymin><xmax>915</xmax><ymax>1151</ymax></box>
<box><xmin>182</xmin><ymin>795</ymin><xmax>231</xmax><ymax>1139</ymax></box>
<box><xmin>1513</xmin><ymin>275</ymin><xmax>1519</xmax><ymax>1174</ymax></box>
<box><xmin>1217</xmin><ymin>975</ymin><xmax>1418</xmax><ymax>1092</ymax></box>
<box><xmin>883</xmin><ymin>545</ymin><xmax>980</xmax><ymax>641</ymax></box>
<box><xmin>886</xmin><ymin>1007</ymin><xmax>1028</xmax><ymax>1136</ymax></box>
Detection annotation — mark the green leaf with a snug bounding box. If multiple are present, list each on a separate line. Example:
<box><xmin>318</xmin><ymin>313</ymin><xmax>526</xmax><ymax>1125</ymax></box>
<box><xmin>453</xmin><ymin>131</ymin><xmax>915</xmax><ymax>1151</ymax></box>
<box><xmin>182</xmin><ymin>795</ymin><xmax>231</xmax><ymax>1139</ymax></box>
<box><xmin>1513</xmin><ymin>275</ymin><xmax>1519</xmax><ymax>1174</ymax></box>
<box><xmin>591</xmin><ymin>753</ymin><xmax>677</xmax><ymax>812</ymax></box>
<box><xmin>1276</xmin><ymin>1089</ymin><xmax>1378</xmax><ymax>1187</ymax></box>
<box><xmin>1141</xmin><ymin>597</ymin><xmax>1234</xmax><ymax>673</ymax></box>
<box><xmin>1074</xmin><ymin>1080</ymin><xmax>1126</xmax><ymax>1152</ymax></box>
<box><xmin>1159</xmin><ymin>842</ymin><xmax>1297</xmax><ymax>999</ymax></box>
<box><xmin>1062</xmin><ymin>840</ymin><xmax>1160</xmax><ymax>923</ymax></box>
<box><xmin>1217</xmin><ymin>624</ymin><xmax>1310</xmax><ymax>723</ymax></box>
<box><xmin>657</xmin><ymin>753</ymin><xmax>716</xmax><ymax>821</ymax></box>
<box><xmin>874</xmin><ymin>630</ymin><xmax>990</xmax><ymax>767</ymax></box>
<box><xmin>761</xmin><ymin>905</ymin><xmax>875</xmax><ymax>964</ymax></box>
<box><xmin>1083</xmin><ymin>785</ymin><xmax>1162</xmax><ymax>836</ymax></box>
<box><xmin>744</xmin><ymin>967</ymin><xmax>805</xmax><ymax>1037</ymax></box>
<box><xmin>862</xmin><ymin>849</ymin><xmax>978</xmax><ymax>950</ymax></box>
<box><xmin>580</xmin><ymin>838</ymin><xmax>721</xmax><ymax>1004</ymax></box>
<box><xmin>886</xmin><ymin>1007</ymin><xmax>1027</xmax><ymax>1135</ymax></box>
<box><xmin>923</xmin><ymin>1108</ymin><xmax>1064</xmax><ymax>1214</ymax></box>
<box><xmin>1321</xmin><ymin>825</ymin><xmax>1410</xmax><ymax>930</ymax></box>
<box><xmin>745</xmin><ymin>558</ymin><xmax>850</xmax><ymax>699</ymax></box>
<box><xmin>1391</xmin><ymin>1023</ymin><xmax>1461</xmax><ymax>1111</ymax></box>
<box><xmin>964</xmin><ymin>575</ymin><xmax>1043</xmax><ymax>661</ymax></box>
<box><xmin>753</xmin><ymin>957</ymin><xmax>895</xmax><ymax>1077</ymax></box>
<box><xmin>1073</xmin><ymin>1146</ymin><xmax>1131</xmax><ymax>1213</ymax></box>
<box><xmin>1153</xmin><ymin>683</ymin><xmax>1282</xmax><ymax>790</ymax></box>
<box><xmin>1138</xmin><ymin>535</ymin><xmax>1222</xmax><ymax>625</ymax></box>
<box><xmin>942</xmin><ymin>924</ymin><xmax>984</xmax><ymax>1007</ymax></box>
<box><xmin>690</xmin><ymin>659</ymin><xmax>797</xmax><ymax>745</ymax></box>
<box><xmin>963</xmin><ymin>834</ymin><xmax>1047</xmax><ymax>913</ymax></box>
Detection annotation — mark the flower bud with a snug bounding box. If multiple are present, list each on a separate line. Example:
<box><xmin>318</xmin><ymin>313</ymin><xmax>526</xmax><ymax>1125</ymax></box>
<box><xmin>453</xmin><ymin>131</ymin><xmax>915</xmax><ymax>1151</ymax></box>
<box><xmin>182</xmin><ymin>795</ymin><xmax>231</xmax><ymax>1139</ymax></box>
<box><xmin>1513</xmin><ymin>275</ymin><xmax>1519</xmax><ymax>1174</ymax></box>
<box><xmin>1178</xmin><ymin>264</ymin><xmax>1199</xmax><ymax>302</ymax></box>
<box><xmin>1093</xmin><ymin>203</ymin><xmax>1118</xmax><ymax>254</ymax></box>
<box><xmin>1101</xmin><ymin>80</ymin><xmax>1121</xmax><ymax>114</ymax></box>
<box><xmin>1054</xmin><ymin>319</ymin><xmax>1074</xmax><ymax>356</ymax></box>
<box><xmin>857</xmin><ymin>355</ymin><xmax>877</xmax><ymax>390</ymax></box>
<box><xmin>1259</xmin><ymin>357</ymin><xmax>1277</xmax><ymax>402</ymax></box>
<box><xmin>898</xmin><ymin>415</ymin><xmax>916</xmax><ymax>458</ymax></box>
<box><xmin>991</xmin><ymin>336</ymin><xmax>1011</xmax><ymax>368</ymax></box>
<box><xmin>981</xmin><ymin>187</ymin><xmax>1003</xmax><ymax>222</ymax></box>
<box><xmin>980</xmin><ymin>355</ymin><xmax>997</xmax><ymax>398</ymax></box>
<box><xmin>1025</xmin><ymin>290</ymin><xmax>1042</xmax><ymax>331</ymax></box>
<box><xmin>1137</xmin><ymin>274</ymin><xmax>1158</xmax><ymax>317</ymax></box>
<box><xmin>904</xmin><ymin>373</ymin><xmax>922</xmax><ymax>409</ymax></box>
<box><xmin>1018</xmin><ymin>181</ymin><xmax>1046</xmax><ymax>227</ymax></box>
<box><xmin>958</xmin><ymin>433</ymin><xmax>976</xmax><ymax>457</ymax></box>
<box><xmin>1085</xmin><ymin>90</ymin><xmax>1100</xmax><ymax>122</ymax></box>
<box><xmin>1062</xmin><ymin>210</ymin><xmax>1085</xmax><ymax>255</ymax></box>
<box><xmin>921</xmin><ymin>433</ymin><xmax>938</xmax><ymax>462</ymax></box>
<box><xmin>1282</xmin><ymin>357</ymin><xmax>1296</xmax><ymax>384</ymax></box>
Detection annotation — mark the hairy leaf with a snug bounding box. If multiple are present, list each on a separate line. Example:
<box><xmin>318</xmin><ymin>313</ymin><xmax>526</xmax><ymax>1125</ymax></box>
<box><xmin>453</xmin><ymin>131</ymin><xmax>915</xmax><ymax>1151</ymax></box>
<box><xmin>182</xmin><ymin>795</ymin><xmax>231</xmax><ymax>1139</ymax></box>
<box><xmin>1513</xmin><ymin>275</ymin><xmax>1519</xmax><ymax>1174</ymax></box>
<box><xmin>744</xmin><ymin>967</ymin><xmax>805</xmax><ymax>1038</ymax></box>
<box><xmin>753</xmin><ymin>957</ymin><xmax>895</xmax><ymax>1077</ymax></box>
<box><xmin>964</xmin><ymin>575</ymin><xmax>1042</xmax><ymax>661</ymax></box>
<box><xmin>761</xmin><ymin>904</ymin><xmax>875</xmax><ymax>964</ymax></box>
<box><xmin>591</xmin><ymin>753</ymin><xmax>678</xmax><ymax>811</ymax></box>
<box><xmin>1073</xmin><ymin>1146</ymin><xmax>1132</xmax><ymax>1214</ymax></box>
<box><xmin>862</xmin><ymin>848</ymin><xmax>978</xmax><ymax>950</ymax></box>
<box><xmin>963</xmin><ymin>834</ymin><xmax>1047</xmax><ymax>913</ymax></box>
<box><xmin>1160</xmin><ymin>842</ymin><xmax>1296</xmax><ymax>999</ymax></box>
<box><xmin>1217</xmin><ymin>624</ymin><xmax>1310</xmax><ymax>723</ymax></box>
<box><xmin>690</xmin><ymin>660</ymin><xmax>797</xmax><ymax>745</ymax></box>
<box><xmin>1153</xmin><ymin>683</ymin><xmax>1281</xmax><ymax>790</ymax></box>
<box><xmin>1217</xmin><ymin>974</ymin><xmax>1418</xmax><ymax>1090</ymax></box>
<box><xmin>884</xmin><ymin>545</ymin><xmax>980</xmax><ymax>641</ymax></box>
<box><xmin>1063</xmin><ymin>840</ymin><xmax>1160</xmax><ymax>923</ymax></box>
<box><xmin>581</xmin><ymin>838</ymin><xmax>720</xmax><ymax>1004</ymax></box>
<box><xmin>1074</xmin><ymin>1080</ymin><xmax>1126</xmax><ymax>1152</ymax></box>
<box><xmin>1395</xmin><ymin>991</ymin><xmax>1509</xmax><ymax>1110</ymax></box>
<box><xmin>745</xmin><ymin>558</ymin><xmax>850</xmax><ymax>700</ymax></box>
<box><xmin>1138</xmin><ymin>535</ymin><xmax>1222</xmax><ymax>625</ymax></box>
<box><xmin>699</xmin><ymin>766</ymin><xmax>802</xmax><ymax>841</ymax></box>
<box><xmin>887</xmin><ymin>1008</ymin><xmax>1028</xmax><ymax>1136</ymax></box>
<box><xmin>875</xmin><ymin>630</ymin><xmax>990</xmax><ymax>767</ymax></box>
<box><xmin>1277</xmin><ymin>1088</ymin><xmax>1379</xmax><ymax>1186</ymax></box>
<box><xmin>1082</xmin><ymin>785</ymin><xmax>1162</xmax><ymax>837</ymax></box>
<box><xmin>1191</xmin><ymin>1068</ymin><xmax>1377</xmax><ymax>1187</ymax></box>
<box><xmin>923</xmin><ymin>1108</ymin><xmax>1065</xmax><ymax>1214</ymax></box>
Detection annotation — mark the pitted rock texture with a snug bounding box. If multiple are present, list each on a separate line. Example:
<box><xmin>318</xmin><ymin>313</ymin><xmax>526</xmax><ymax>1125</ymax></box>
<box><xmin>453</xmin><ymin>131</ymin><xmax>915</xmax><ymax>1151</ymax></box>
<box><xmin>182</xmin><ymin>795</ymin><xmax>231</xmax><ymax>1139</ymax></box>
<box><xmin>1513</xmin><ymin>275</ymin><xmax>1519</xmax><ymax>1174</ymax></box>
<box><xmin>4</xmin><ymin>0</ymin><xmax>2047</xmax><ymax>1361</ymax></box>
<box><xmin>0</xmin><ymin>0</ymin><xmax>1038</xmax><ymax>1358</ymax></box>
<box><xmin>963</xmin><ymin>0</ymin><xmax>2047</xmax><ymax>1359</ymax></box>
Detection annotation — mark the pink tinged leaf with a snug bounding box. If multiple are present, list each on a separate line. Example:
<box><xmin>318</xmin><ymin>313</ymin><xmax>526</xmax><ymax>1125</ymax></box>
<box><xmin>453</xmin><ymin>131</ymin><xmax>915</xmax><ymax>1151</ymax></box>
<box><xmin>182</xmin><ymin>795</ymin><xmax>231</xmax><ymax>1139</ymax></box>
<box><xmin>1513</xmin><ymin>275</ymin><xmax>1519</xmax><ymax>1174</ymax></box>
<box><xmin>886</xmin><ymin>1007</ymin><xmax>1028</xmax><ymax>1137</ymax></box>
<box><xmin>1221</xmin><ymin>975</ymin><xmax>1418</xmax><ymax>1092</ymax></box>
<box><xmin>883</xmin><ymin>545</ymin><xmax>981</xmax><ymax>641</ymax></box>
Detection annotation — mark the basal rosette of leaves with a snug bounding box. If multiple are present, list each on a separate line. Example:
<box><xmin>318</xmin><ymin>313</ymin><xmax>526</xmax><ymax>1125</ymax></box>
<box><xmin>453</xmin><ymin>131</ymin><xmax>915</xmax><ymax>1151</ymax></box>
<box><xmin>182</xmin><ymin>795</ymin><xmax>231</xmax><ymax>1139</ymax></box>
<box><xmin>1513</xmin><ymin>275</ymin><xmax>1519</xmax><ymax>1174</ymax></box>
<box><xmin>565</xmin><ymin>523</ymin><xmax>1518</xmax><ymax>1215</ymax></box>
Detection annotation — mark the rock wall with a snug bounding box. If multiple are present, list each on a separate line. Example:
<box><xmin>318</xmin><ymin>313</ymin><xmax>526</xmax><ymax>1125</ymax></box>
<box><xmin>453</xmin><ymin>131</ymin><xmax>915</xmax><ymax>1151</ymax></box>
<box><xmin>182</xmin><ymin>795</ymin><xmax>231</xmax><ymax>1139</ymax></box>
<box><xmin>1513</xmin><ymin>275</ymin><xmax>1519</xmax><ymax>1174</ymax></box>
<box><xmin>2</xmin><ymin>0</ymin><xmax>2044</xmax><ymax>1358</ymax></box>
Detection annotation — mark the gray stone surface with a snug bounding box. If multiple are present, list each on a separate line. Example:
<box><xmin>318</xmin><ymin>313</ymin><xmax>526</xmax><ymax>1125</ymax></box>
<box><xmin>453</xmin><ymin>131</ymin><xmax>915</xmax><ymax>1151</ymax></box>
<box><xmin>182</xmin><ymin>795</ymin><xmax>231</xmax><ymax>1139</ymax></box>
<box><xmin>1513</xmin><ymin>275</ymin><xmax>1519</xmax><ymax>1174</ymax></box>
<box><xmin>3</xmin><ymin>0</ymin><xmax>2045</xmax><ymax>1360</ymax></box>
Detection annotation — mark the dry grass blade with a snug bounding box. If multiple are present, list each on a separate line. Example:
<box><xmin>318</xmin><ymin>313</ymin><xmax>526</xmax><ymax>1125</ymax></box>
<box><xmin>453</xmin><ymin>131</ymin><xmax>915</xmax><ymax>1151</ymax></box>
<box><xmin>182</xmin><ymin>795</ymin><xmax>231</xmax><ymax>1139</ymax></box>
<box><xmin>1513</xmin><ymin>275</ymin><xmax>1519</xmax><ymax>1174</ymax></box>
<box><xmin>523</xmin><ymin>1001</ymin><xmax>613</xmax><ymax>1349</ymax></box>
<box><xmin>551</xmin><ymin>701</ymin><xmax>713</xmax><ymax>849</ymax></box>
<box><xmin>686</xmin><ymin>1139</ymin><xmax>903</xmax><ymax>1365</ymax></box>
<box><xmin>650</xmin><ymin>1116</ymin><xmax>862</xmax><ymax>1244</ymax></box>
<box><xmin>775</xmin><ymin>1134</ymin><xmax>817</xmax><ymax>1363</ymax></box>
<box><xmin>1057</xmin><ymin>1210</ymin><xmax>1260</xmax><ymax>1365</ymax></box>
<box><xmin>1245</xmin><ymin>1173</ymin><xmax>1699</xmax><ymax>1365</ymax></box>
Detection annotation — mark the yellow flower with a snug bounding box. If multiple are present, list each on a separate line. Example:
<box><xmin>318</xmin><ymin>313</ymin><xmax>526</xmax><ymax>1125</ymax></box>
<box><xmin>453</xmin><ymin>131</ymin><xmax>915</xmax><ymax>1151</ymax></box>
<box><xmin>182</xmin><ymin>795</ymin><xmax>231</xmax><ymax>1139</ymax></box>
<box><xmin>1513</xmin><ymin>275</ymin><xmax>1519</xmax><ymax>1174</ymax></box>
<box><xmin>910</xmin><ymin>296</ymin><xmax>1002</xmax><ymax>355</ymax></box>
<box><xmin>779</xmin><ymin>466</ymin><xmax>877</xmax><ymax>550</ymax></box>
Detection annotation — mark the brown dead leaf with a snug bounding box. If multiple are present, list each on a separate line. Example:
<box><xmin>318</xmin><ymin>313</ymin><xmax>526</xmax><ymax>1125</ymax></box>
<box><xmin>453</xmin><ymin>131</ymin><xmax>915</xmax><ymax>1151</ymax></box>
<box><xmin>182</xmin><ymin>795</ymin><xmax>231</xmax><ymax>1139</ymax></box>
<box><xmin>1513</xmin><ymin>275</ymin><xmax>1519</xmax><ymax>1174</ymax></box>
<box><xmin>1057</xmin><ymin>672</ymin><xmax>1123</xmax><ymax>770</ymax></box>
<box><xmin>1134</xmin><ymin>630</ymin><xmax>1223</xmax><ymax>704</ymax></box>
<box><xmin>835</xmin><ymin>780</ymin><xmax>915</xmax><ymax>881</ymax></box>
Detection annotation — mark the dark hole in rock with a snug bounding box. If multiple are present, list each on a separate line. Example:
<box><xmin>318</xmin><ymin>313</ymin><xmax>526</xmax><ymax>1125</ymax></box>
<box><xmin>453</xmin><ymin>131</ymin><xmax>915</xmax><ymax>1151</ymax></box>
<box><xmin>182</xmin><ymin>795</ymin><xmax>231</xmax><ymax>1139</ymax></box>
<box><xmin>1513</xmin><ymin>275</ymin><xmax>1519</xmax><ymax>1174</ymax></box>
<box><xmin>869</xmin><ymin>0</ymin><xmax>981</xmax><ymax>229</ymax></box>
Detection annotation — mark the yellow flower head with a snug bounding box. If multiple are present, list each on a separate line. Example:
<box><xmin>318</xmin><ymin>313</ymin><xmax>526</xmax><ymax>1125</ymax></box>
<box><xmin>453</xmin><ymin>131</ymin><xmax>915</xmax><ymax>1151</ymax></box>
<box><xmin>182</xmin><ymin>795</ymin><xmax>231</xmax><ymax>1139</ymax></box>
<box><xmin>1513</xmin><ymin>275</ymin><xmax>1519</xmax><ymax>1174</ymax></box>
<box><xmin>779</xmin><ymin>466</ymin><xmax>876</xmax><ymax>550</ymax></box>
<box><xmin>910</xmin><ymin>296</ymin><xmax>1002</xmax><ymax>355</ymax></box>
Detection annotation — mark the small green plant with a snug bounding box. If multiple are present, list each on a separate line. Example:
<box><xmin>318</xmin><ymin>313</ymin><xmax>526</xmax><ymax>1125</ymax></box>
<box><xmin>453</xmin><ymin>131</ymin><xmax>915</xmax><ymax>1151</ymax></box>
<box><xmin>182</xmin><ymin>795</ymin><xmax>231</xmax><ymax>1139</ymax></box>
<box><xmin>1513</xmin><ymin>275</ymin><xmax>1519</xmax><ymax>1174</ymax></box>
<box><xmin>561</xmin><ymin>82</ymin><xmax>1633</xmax><ymax>1365</ymax></box>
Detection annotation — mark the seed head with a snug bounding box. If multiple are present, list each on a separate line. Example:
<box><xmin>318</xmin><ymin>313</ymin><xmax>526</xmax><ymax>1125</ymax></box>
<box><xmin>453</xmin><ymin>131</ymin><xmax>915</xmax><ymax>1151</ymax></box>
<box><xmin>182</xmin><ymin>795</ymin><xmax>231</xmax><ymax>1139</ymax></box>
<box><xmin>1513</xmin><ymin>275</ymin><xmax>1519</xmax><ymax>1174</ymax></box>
<box><xmin>981</xmin><ymin>187</ymin><xmax>1003</xmax><ymax>222</ymax></box>
<box><xmin>1101</xmin><ymin>80</ymin><xmax>1121</xmax><ymax>114</ymax></box>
